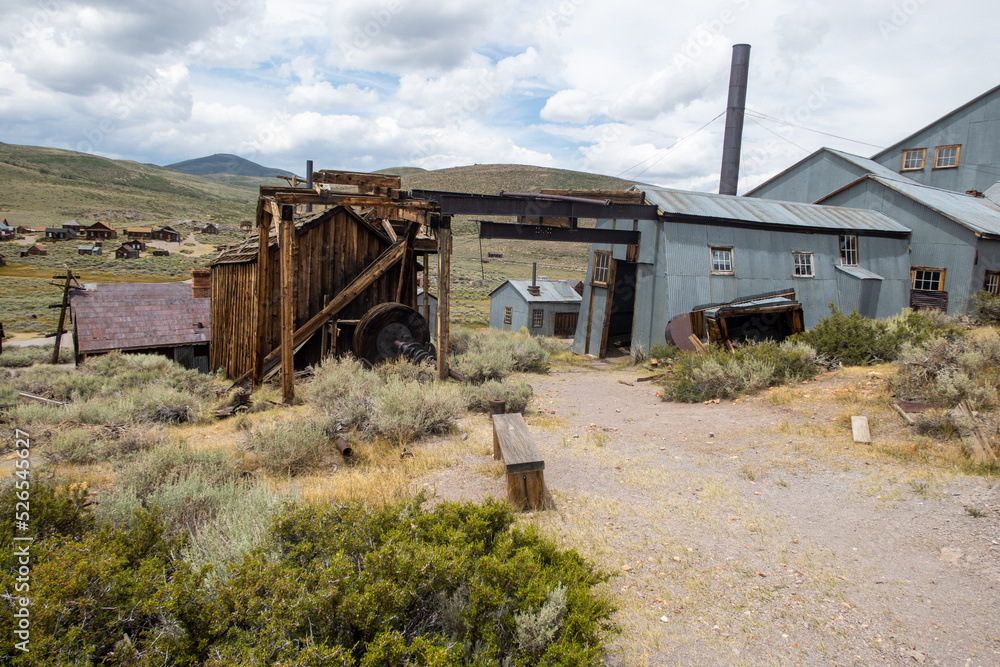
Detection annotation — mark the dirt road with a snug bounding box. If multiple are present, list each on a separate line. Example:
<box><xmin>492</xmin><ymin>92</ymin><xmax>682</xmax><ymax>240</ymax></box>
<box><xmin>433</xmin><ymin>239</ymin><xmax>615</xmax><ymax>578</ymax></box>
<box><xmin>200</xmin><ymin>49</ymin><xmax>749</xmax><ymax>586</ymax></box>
<box><xmin>423</xmin><ymin>364</ymin><xmax>1000</xmax><ymax>666</ymax></box>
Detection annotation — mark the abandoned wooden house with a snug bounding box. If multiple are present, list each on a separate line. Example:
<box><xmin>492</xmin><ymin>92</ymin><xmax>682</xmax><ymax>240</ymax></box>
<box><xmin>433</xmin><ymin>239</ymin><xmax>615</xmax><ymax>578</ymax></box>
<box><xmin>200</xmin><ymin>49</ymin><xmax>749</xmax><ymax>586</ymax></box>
<box><xmin>152</xmin><ymin>249</ymin><xmax>170</xmax><ymax>257</ymax></box>
<box><xmin>15</xmin><ymin>226</ymin><xmax>34</xmax><ymax>235</ymax></box>
<box><xmin>115</xmin><ymin>244</ymin><xmax>140</xmax><ymax>259</ymax></box>
<box><xmin>125</xmin><ymin>227</ymin><xmax>153</xmax><ymax>240</ymax></box>
<box><xmin>122</xmin><ymin>239</ymin><xmax>146</xmax><ymax>252</ymax></box>
<box><xmin>0</xmin><ymin>219</ymin><xmax>13</xmax><ymax>240</ymax></box>
<box><xmin>200</xmin><ymin>222</ymin><xmax>219</xmax><ymax>235</ymax></box>
<box><xmin>85</xmin><ymin>221</ymin><xmax>118</xmax><ymax>240</ymax></box>
<box><xmin>62</xmin><ymin>220</ymin><xmax>85</xmax><ymax>234</ymax></box>
<box><xmin>20</xmin><ymin>244</ymin><xmax>47</xmax><ymax>257</ymax></box>
<box><xmin>152</xmin><ymin>226</ymin><xmax>181</xmax><ymax>242</ymax></box>
<box><xmin>69</xmin><ymin>281</ymin><xmax>211</xmax><ymax>371</ymax></box>
<box><xmin>489</xmin><ymin>278</ymin><xmax>582</xmax><ymax>338</ymax></box>
<box><xmin>46</xmin><ymin>227</ymin><xmax>74</xmax><ymax>240</ymax></box>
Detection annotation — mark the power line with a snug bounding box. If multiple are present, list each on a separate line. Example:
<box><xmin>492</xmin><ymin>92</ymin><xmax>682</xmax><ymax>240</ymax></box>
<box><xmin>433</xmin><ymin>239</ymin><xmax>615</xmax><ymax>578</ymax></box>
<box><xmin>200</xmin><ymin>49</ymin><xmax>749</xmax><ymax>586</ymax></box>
<box><xmin>744</xmin><ymin>109</ymin><xmax>886</xmax><ymax>150</ymax></box>
<box><xmin>615</xmin><ymin>111</ymin><xmax>726</xmax><ymax>180</ymax></box>
<box><xmin>746</xmin><ymin>115</ymin><xmax>810</xmax><ymax>154</ymax></box>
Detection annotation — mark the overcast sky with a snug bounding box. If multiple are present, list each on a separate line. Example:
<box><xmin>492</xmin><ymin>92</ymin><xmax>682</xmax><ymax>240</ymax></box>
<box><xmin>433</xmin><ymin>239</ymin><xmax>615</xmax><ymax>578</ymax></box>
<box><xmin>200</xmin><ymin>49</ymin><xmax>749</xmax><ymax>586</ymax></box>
<box><xmin>1</xmin><ymin>0</ymin><xmax>997</xmax><ymax>193</ymax></box>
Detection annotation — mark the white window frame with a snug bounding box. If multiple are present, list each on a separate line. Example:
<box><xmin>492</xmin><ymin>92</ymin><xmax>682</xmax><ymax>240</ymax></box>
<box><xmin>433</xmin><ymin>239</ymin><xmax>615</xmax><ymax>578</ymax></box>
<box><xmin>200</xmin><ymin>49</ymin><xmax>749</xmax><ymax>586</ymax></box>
<box><xmin>592</xmin><ymin>251</ymin><xmax>611</xmax><ymax>286</ymax></box>
<box><xmin>934</xmin><ymin>145</ymin><xmax>960</xmax><ymax>169</ymax></box>
<box><xmin>531</xmin><ymin>309</ymin><xmax>543</xmax><ymax>328</ymax></box>
<box><xmin>901</xmin><ymin>148</ymin><xmax>926</xmax><ymax>171</ymax></box>
<box><xmin>839</xmin><ymin>235</ymin><xmax>859</xmax><ymax>267</ymax></box>
<box><xmin>710</xmin><ymin>246</ymin><xmax>734</xmax><ymax>274</ymax></box>
<box><xmin>984</xmin><ymin>271</ymin><xmax>1000</xmax><ymax>295</ymax></box>
<box><xmin>503</xmin><ymin>306</ymin><xmax>512</xmax><ymax>325</ymax></box>
<box><xmin>792</xmin><ymin>251</ymin><xmax>815</xmax><ymax>277</ymax></box>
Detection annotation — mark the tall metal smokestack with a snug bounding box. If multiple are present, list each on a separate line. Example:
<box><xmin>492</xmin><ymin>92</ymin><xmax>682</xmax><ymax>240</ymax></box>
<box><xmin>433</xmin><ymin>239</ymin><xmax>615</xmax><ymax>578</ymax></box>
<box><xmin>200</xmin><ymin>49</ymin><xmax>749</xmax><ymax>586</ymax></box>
<box><xmin>719</xmin><ymin>44</ymin><xmax>751</xmax><ymax>196</ymax></box>
<box><xmin>305</xmin><ymin>159</ymin><xmax>314</xmax><ymax>213</ymax></box>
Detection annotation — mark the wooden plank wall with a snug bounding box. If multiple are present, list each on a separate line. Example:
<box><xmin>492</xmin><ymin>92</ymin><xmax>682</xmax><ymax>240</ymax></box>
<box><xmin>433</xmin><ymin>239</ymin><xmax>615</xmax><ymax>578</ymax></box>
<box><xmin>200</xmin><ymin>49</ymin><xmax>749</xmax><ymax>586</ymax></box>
<box><xmin>210</xmin><ymin>262</ymin><xmax>257</xmax><ymax>377</ymax></box>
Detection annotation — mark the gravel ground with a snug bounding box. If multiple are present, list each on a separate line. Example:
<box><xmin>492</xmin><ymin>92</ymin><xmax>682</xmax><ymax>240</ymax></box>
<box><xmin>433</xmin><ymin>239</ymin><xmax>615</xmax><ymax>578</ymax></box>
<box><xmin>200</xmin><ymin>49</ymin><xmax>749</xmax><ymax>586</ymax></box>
<box><xmin>422</xmin><ymin>363</ymin><xmax>1000</xmax><ymax>666</ymax></box>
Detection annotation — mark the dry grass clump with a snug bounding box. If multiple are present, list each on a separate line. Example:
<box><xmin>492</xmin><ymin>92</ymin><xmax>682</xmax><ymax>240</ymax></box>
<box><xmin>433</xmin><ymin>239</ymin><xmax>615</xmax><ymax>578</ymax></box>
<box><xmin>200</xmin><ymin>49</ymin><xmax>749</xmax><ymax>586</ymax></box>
<box><xmin>240</xmin><ymin>418</ymin><xmax>331</xmax><ymax>476</ymax></box>
<box><xmin>450</xmin><ymin>328</ymin><xmax>549</xmax><ymax>382</ymax></box>
<box><xmin>892</xmin><ymin>328</ymin><xmax>1000</xmax><ymax>410</ymax></box>
<box><xmin>464</xmin><ymin>378</ymin><xmax>534</xmax><ymax>414</ymax></box>
<box><xmin>304</xmin><ymin>356</ymin><xmax>463</xmax><ymax>443</ymax></box>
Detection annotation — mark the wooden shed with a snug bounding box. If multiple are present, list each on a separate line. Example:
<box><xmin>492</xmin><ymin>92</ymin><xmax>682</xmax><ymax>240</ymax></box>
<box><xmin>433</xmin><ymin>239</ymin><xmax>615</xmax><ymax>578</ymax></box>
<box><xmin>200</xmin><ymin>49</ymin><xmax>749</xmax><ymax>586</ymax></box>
<box><xmin>210</xmin><ymin>205</ymin><xmax>424</xmax><ymax>379</ymax></box>
<box><xmin>20</xmin><ymin>244</ymin><xmax>47</xmax><ymax>257</ymax></box>
<box><xmin>152</xmin><ymin>226</ymin><xmax>181</xmax><ymax>242</ymax></box>
<box><xmin>115</xmin><ymin>244</ymin><xmax>140</xmax><ymax>259</ymax></box>
<box><xmin>125</xmin><ymin>227</ymin><xmax>153</xmax><ymax>240</ymax></box>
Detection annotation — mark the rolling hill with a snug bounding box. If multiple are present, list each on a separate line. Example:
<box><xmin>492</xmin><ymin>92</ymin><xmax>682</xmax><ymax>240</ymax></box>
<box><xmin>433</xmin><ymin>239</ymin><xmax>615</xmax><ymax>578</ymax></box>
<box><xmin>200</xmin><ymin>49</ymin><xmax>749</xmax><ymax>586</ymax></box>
<box><xmin>166</xmin><ymin>153</ymin><xmax>296</xmax><ymax>179</ymax></box>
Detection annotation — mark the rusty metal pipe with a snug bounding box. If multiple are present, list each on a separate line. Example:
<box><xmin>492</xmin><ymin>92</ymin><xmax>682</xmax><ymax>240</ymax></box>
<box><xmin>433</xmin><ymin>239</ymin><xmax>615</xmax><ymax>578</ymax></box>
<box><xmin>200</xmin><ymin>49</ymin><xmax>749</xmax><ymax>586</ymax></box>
<box><xmin>335</xmin><ymin>436</ymin><xmax>353</xmax><ymax>458</ymax></box>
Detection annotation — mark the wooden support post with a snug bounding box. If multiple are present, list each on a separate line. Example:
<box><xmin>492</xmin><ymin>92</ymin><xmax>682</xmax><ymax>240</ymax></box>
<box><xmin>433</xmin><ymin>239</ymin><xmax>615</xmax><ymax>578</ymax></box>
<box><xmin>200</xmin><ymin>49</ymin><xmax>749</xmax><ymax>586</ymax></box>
<box><xmin>422</xmin><ymin>254</ymin><xmax>430</xmax><ymax>324</ymax></box>
<box><xmin>51</xmin><ymin>269</ymin><xmax>73</xmax><ymax>364</ymax></box>
<box><xmin>396</xmin><ymin>222</ymin><xmax>420</xmax><ymax>304</ymax></box>
<box><xmin>320</xmin><ymin>294</ymin><xmax>329</xmax><ymax>357</ymax></box>
<box><xmin>279</xmin><ymin>204</ymin><xmax>295</xmax><ymax>403</ymax></box>
<box><xmin>253</xmin><ymin>201</ymin><xmax>273</xmax><ymax>384</ymax></box>
<box><xmin>437</xmin><ymin>216</ymin><xmax>452</xmax><ymax>382</ymax></box>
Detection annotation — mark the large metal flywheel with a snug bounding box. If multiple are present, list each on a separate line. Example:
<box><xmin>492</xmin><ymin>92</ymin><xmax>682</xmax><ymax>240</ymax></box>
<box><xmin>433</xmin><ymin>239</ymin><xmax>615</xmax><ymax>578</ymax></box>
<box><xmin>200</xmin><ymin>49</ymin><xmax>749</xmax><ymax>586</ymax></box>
<box><xmin>352</xmin><ymin>302</ymin><xmax>432</xmax><ymax>365</ymax></box>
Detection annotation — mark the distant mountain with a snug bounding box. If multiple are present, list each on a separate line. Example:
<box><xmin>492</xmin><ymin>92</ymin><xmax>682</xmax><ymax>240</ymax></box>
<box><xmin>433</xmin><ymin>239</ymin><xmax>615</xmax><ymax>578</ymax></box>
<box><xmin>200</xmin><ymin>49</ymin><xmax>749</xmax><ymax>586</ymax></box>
<box><xmin>166</xmin><ymin>154</ymin><xmax>296</xmax><ymax>179</ymax></box>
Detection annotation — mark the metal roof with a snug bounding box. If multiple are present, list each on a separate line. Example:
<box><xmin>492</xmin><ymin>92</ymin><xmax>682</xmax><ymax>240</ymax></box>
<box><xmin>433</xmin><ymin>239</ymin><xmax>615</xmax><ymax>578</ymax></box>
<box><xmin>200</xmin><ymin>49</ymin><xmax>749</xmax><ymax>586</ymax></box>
<box><xmin>835</xmin><ymin>265</ymin><xmax>884</xmax><ymax>280</ymax></box>
<box><xmin>489</xmin><ymin>279</ymin><xmax>582</xmax><ymax>303</ymax></box>
<box><xmin>70</xmin><ymin>283</ymin><xmax>210</xmax><ymax>354</ymax></box>
<box><xmin>821</xmin><ymin>175</ymin><xmax>1000</xmax><ymax>238</ymax></box>
<box><xmin>638</xmin><ymin>185</ymin><xmax>910</xmax><ymax>234</ymax></box>
<box><xmin>703</xmin><ymin>296</ymin><xmax>800</xmax><ymax>318</ymax></box>
<box><xmin>744</xmin><ymin>147</ymin><xmax>917</xmax><ymax>198</ymax></box>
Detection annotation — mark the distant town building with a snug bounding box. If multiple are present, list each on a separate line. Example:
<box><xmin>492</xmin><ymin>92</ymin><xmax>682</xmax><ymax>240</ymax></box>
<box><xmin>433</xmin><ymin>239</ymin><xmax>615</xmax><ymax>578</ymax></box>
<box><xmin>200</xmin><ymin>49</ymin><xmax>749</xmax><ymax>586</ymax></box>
<box><xmin>45</xmin><ymin>227</ymin><xmax>75</xmax><ymax>240</ymax></box>
<box><xmin>115</xmin><ymin>244</ymin><xmax>140</xmax><ymax>259</ymax></box>
<box><xmin>85</xmin><ymin>221</ymin><xmax>118</xmax><ymax>240</ymax></box>
<box><xmin>125</xmin><ymin>227</ymin><xmax>153</xmax><ymax>240</ymax></box>
<box><xmin>77</xmin><ymin>244</ymin><xmax>102</xmax><ymax>256</ymax></box>
<box><xmin>152</xmin><ymin>226</ymin><xmax>181</xmax><ymax>242</ymax></box>
<box><xmin>20</xmin><ymin>244</ymin><xmax>47</xmax><ymax>257</ymax></box>
<box><xmin>490</xmin><ymin>279</ymin><xmax>582</xmax><ymax>338</ymax></box>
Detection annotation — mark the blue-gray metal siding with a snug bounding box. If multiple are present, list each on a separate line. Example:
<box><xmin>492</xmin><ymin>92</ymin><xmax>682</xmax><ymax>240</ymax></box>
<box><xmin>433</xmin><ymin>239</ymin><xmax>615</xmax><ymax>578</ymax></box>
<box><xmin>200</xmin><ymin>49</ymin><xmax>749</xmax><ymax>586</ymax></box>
<box><xmin>747</xmin><ymin>151</ymin><xmax>870</xmax><ymax>203</ymax></box>
<box><xmin>491</xmin><ymin>283</ymin><xmax>580</xmax><ymax>338</ymax></box>
<box><xmin>821</xmin><ymin>179</ymin><xmax>980</xmax><ymax>315</ymax></box>
<box><xmin>573</xmin><ymin>217</ymin><xmax>910</xmax><ymax>354</ymax></box>
<box><xmin>871</xmin><ymin>88</ymin><xmax>1000</xmax><ymax>194</ymax></box>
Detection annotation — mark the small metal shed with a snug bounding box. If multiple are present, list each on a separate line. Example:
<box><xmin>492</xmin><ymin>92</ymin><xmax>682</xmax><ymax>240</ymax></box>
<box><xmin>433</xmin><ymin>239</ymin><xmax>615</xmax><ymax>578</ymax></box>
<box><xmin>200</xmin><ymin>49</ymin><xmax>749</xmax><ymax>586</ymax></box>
<box><xmin>489</xmin><ymin>279</ymin><xmax>582</xmax><ymax>337</ymax></box>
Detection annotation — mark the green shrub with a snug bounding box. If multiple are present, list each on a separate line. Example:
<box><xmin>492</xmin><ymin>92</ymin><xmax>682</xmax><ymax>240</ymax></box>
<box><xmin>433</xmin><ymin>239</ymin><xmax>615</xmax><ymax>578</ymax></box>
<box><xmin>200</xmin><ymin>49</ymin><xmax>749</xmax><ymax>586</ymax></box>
<box><xmin>971</xmin><ymin>290</ymin><xmax>1000</xmax><ymax>324</ymax></box>
<box><xmin>451</xmin><ymin>329</ymin><xmax>549</xmax><ymax>382</ymax></box>
<box><xmin>241</xmin><ymin>419</ymin><xmax>330</xmax><ymax>475</ymax></box>
<box><xmin>2</xmin><ymin>497</ymin><xmax>615</xmax><ymax>666</ymax></box>
<box><xmin>305</xmin><ymin>356</ymin><xmax>463</xmax><ymax>443</ymax></box>
<box><xmin>793</xmin><ymin>305</ymin><xmax>964</xmax><ymax>366</ymax></box>
<box><xmin>663</xmin><ymin>340</ymin><xmax>820</xmax><ymax>403</ymax></box>
<box><xmin>891</xmin><ymin>329</ymin><xmax>1000</xmax><ymax>410</ymax></box>
<box><xmin>464</xmin><ymin>378</ymin><xmax>534</xmax><ymax>413</ymax></box>
<box><xmin>0</xmin><ymin>343</ymin><xmax>74</xmax><ymax>368</ymax></box>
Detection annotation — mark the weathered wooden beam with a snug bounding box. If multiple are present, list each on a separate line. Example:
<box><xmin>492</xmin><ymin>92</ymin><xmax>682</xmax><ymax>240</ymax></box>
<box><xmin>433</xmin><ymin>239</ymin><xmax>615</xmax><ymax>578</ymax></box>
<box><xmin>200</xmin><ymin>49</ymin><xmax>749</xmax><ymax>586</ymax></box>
<box><xmin>253</xmin><ymin>200</ymin><xmax>273</xmax><ymax>384</ymax></box>
<box><xmin>52</xmin><ymin>269</ymin><xmax>73</xmax><ymax>364</ymax></box>
<box><xmin>312</xmin><ymin>170</ymin><xmax>401</xmax><ymax>189</ymax></box>
<box><xmin>396</xmin><ymin>222</ymin><xmax>420</xmax><ymax>303</ymax></box>
<box><xmin>255</xmin><ymin>239</ymin><xmax>407</xmax><ymax>372</ymax></box>
<box><xmin>273</xmin><ymin>192</ymin><xmax>437</xmax><ymax>209</ymax></box>
<box><xmin>437</xmin><ymin>217</ymin><xmax>452</xmax><ymax>382</ymax></box>
<box><xmin>280</xmin><ymin>204</ymin><xmax>296</xmax><ymax>403</ymax></box>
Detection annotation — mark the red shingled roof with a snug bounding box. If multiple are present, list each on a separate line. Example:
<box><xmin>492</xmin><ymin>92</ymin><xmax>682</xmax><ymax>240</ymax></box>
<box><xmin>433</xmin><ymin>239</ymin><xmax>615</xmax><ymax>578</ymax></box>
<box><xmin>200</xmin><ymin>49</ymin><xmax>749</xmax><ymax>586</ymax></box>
<box><xmin>70</xmin><ymin>283</ymin><xmax>210</xmax><ymax>354</ymax></box>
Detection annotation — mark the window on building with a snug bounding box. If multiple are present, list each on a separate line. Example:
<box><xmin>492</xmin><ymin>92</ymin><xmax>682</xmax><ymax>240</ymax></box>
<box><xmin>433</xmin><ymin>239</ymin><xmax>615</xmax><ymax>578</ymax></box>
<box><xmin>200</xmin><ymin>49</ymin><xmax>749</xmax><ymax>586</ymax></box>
<box><xmin>592</xmin><ymin>251</ymin><xmax>611</xmax><ymax>286</ymax></box>
<box><xmin>710</xmin><ymin>246</ymin><xmax>733</xmax><ymax>274</ymax></box>
<box><xmin>792</xmin><ymin>252</ymin><xmax>815</xmax><ymax>277</ymax></box>
<box><xmin>503</xmin><ymin>306</ymin><xmax>512</xmax><ymax>325</ymax></box>
<box><xmin>984</xmin><ymin>271</ymin><xmax>1000</xmax><ymax>295</ymax></box>
<box><xmin>531</xmin><ymin>310</ymin><xmax>543</xmax><ymax>328</ymax></box>
<box><xmin>901</xmin><ymin>148</ymin><xmax>926</xmax><ymax>171</ymax></box>
<box><xmin>912</xmin><ymin>267</ymin><xmax>945</xmax><ymax>291</ymax></box>
<box><xmin>839</xmin><ymin>235</ymin><xmax>859</xmax><ymax>266</ymax></box>
<box><xmin>934</xmin><ymin>144</ymin><xmax>962</xmax><ymax>169</ymax></box>
<box><xmin>934</xmin><ymin>145</ymin><xmax>960</xmax><ymax>169</ymax></box>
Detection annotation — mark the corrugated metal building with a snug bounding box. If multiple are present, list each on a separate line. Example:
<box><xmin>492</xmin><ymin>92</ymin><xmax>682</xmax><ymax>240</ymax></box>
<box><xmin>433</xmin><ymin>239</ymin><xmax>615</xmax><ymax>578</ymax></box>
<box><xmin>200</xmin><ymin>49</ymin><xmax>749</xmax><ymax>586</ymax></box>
<box><xmin>816</xmin><ymin>175</ymin><xmax>1000</xmax><ymax>315</ymax></box>
<box><xmin>70</xmin><ymin>282</ymin><xmax>211</xmax><ymax>371</ymax></box>
<box><xmin>572</xmin><ymin>187</ymin><xmax>912</xmax><ymax>357</ymax></box>
<box><xmin>490</xmin><ymin>279</ymin><xmax>582</xmax><ymax>337</ymax></box>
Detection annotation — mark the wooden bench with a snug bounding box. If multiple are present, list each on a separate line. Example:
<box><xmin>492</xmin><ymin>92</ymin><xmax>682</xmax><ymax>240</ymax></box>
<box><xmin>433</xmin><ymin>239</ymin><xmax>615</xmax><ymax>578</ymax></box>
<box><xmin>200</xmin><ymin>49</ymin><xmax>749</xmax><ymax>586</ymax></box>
<box><xmin>492</xmin><ymin>413</ymin><xmax>546</xmax><ymax>510</ymax></box>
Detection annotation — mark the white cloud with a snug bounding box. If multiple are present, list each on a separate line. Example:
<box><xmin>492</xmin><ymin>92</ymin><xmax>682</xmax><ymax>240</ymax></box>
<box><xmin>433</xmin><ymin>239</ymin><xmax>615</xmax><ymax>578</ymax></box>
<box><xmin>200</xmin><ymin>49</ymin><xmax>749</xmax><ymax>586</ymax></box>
<box><xmin>540</xmin><ymin>89</ymin><xmax>595</xmax><ymax>124</ymax></box>
<box><xmin>287</xmin><ymin>82</ymin><xmax>379</xmax><ymax>110</ymax></box>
